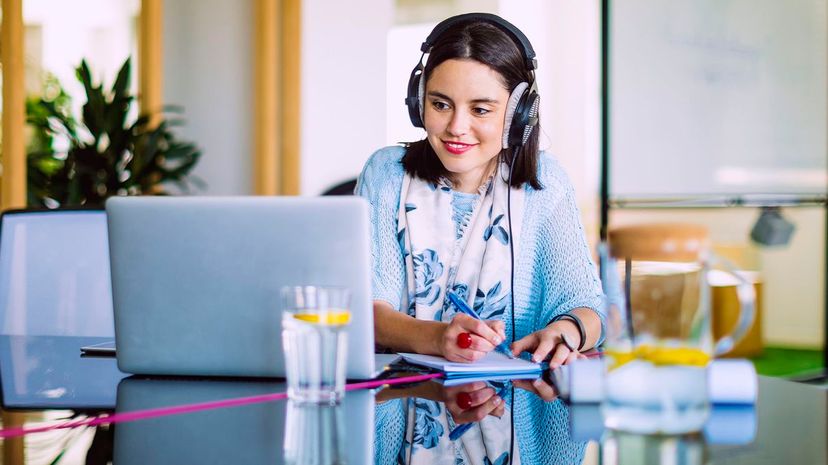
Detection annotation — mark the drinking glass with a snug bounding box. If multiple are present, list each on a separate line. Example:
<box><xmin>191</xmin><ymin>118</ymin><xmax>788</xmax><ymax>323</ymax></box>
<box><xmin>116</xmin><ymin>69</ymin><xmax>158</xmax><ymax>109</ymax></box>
<box><xmin>282</xmin><ymin>286</ymin><xmax>351</xmax><ymax>404</ymax></box>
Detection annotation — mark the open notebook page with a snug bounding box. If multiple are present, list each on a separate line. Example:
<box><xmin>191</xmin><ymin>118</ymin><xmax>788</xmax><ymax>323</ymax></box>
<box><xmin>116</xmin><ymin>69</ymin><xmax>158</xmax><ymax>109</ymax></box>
<box><xmin>398</xmin><ymin>352</ymin><xmax>542</xmax><ymax>377</ymax></box>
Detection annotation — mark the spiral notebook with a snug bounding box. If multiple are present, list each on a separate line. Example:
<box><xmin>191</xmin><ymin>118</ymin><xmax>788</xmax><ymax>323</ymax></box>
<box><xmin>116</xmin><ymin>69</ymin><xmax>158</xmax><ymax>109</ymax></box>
<box><xmin>398</xmin><ymin>352</ymin><xmax>542</xmax><ymax>379</ymax></box>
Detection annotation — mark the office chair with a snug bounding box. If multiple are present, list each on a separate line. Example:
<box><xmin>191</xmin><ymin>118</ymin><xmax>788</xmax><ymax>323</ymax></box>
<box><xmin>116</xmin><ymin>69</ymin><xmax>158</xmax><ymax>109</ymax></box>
<box><xmin>321</xmin><ymin>178</ymin><xmax>357</xmax><ymax>196</ymax></box>
<box><xmin>0</xmin><ymin>208</ymin><xmax>114</xmax><ymax>337</ymax></box>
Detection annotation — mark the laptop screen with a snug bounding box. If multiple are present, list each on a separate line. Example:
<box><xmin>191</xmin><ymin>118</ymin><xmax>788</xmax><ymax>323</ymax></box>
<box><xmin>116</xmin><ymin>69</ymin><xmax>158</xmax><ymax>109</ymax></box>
<box><xmin>0</xmin><ymin>210</ymin><xmax>114</xmax><ymax>337</ymax></box>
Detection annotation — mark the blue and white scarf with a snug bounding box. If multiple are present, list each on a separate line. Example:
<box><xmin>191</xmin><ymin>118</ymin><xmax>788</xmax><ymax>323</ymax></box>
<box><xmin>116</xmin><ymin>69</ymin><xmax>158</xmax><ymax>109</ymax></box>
<box><xmin>396</xmin><ymin>160</ymin><xmax>525</xmax><ymax>464</ymax></box>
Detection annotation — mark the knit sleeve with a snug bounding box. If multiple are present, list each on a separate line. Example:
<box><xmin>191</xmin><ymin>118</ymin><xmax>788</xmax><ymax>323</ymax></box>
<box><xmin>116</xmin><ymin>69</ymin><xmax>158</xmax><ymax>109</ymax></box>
<box><xmin>534</xmin><ymin>155</ymin><xmax>606</xmax><ymax>342</ymax></box>
<box><xmin>355</xmin><ymin>147</ymin><xmax>406</xmax><ymax>311</ymax></box>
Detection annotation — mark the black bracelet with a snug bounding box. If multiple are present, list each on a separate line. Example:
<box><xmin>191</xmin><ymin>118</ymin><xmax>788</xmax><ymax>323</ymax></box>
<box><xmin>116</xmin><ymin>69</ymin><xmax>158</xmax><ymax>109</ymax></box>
<box><xmin>548</xmin><ymin>313</ymin><xmax>586</xmax><ymax>351</ymax></box>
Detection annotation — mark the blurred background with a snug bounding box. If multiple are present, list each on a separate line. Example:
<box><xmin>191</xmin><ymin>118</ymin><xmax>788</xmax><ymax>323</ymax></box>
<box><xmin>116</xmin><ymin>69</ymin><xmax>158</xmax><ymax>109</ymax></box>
<box><xmin>0</xmin><ymin>0</ymin><xmax>824</xmax><ymax>376</ymax></box>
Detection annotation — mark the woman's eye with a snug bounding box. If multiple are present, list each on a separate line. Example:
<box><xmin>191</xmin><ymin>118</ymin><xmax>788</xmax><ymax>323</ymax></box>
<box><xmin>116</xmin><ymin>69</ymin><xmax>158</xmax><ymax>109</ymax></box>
<box><xmin>472</xmin><ymin>107</ymin><xmax>491</xmax><ymax>116</ymax></box>
<box><xmin>431</xmin><ymin>100</ymin><xmax>450</xmax><ymax>111</ymax></box>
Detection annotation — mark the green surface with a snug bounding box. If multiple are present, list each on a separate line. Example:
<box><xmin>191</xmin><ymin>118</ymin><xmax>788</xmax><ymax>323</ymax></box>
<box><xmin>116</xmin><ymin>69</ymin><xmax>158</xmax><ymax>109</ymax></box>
<box><xmin>748</xmin><ymin>346</ymin><xmax>824</xmax><ymax>377</ymax></box>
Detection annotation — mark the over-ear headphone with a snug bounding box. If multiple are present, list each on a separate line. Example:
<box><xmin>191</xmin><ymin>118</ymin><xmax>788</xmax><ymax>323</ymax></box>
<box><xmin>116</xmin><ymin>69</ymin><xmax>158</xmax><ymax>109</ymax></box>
<box><xmin>405</xmin><ymin>12</ymin><xmax>540</xmax><ymax>149</ymax></box>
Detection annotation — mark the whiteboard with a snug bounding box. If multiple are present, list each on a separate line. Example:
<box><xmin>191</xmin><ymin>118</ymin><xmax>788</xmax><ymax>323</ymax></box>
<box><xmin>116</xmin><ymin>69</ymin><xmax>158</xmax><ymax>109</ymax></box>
<box><xmin>609</xmin><ymin>0</ymin><xmax>827</xmax><ymax>199</ymax></box>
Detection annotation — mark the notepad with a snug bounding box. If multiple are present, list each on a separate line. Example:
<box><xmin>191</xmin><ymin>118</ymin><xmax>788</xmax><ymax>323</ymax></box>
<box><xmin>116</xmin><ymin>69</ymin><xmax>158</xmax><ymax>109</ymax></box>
<box><xmin>438</xmin><ymin>372</ymin><xmax>543</xmax><ymax>386</ymax></box>
<box><xmin>398</xmin><ymin>352</ymin><xmax>543</xmax><ymax>378</ymax></box>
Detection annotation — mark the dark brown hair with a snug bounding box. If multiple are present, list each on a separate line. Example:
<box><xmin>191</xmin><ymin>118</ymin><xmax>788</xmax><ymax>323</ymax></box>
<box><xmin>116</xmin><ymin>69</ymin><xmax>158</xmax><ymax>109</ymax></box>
<box><xmin>401</xmin><ymin>20</ymin><xmax>542</xmax><ymax>190</ymax></box>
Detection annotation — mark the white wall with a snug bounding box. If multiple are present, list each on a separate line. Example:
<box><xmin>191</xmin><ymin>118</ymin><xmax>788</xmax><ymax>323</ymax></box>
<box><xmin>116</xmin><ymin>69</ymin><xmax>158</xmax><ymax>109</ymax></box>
<box><xmin>164</xmin><ymin>0</ymin><xmax>391</xmax><ymax>196</ymax></box>
<box><xmin>300</xmin><ymin>0</ymin><xmax>393</xmax><ymax>195</ymax></box>
<box><xmin>386</xmin><ymin>22</ymin><xmax>438</xmax><ymax>146</ymax></box>
<box><xmin>23</xmin><ymin>0</ymin><xmax>140</xmax><ymax>130</ymax></box>
<box><xmin>164</xmin><ymin>0</ymin><xmax>253</xmax><ymax>195</ymax></box>
<box><xmin>499</xmin><ymin>1</ymin><xmax>602</xmax><ymax>240</ymax></box>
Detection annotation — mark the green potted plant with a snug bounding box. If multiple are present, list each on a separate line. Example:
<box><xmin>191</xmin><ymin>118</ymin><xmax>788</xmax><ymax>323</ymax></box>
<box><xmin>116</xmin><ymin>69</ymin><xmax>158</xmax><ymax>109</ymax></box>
<box><xmin>26</xmin><ymin>57</ymin><xmax>203</xmax><ymax>208</ymax></box>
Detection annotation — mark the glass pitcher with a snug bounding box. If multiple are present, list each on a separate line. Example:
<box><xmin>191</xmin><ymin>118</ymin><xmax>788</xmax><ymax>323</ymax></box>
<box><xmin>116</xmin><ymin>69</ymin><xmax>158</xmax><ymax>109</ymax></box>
<box><xmin>599</xmin><ymin>224</ymin><xmax>755</xmax><ymax>434</ymax></box>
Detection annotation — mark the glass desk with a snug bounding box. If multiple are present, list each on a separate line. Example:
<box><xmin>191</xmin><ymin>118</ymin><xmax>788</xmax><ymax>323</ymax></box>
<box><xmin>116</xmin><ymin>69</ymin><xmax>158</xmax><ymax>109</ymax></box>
<box><xmin>0</xmin><ymin>335</ymin><xmax>126</xmax><ymax>411</ymax></box>
<box><xmin>0</xmin><ymin>335</ymin><xmax>825</xmax><ymax>464</ymax></box>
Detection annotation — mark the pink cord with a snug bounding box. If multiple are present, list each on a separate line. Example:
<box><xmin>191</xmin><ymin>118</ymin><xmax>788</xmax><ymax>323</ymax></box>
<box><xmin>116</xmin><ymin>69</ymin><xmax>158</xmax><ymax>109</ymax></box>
<box><xmin>0</xmin><ymin>372</ymin><xmax>442</xmax><ymax>439</ymax></box>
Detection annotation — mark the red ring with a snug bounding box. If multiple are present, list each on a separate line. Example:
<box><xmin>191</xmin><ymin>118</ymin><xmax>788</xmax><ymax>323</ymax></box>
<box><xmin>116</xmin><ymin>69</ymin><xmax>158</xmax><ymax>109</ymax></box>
<box><xmin>456</xmin><ymin>332</ymin><xmax>472</xmax><ymax>349</ymax></box>
<box><xmin>456</xmin><ymin>392</ymin><xmax>473</xmax><ymax>410</ymax></box>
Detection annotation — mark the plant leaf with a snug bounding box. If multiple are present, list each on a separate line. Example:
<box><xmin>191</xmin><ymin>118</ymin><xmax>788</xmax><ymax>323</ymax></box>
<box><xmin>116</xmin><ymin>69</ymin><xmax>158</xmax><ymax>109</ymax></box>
<box><xmin>27</xmin><ymin>57</ymin><xmax>204</xmax><ymax>206</ymax></box>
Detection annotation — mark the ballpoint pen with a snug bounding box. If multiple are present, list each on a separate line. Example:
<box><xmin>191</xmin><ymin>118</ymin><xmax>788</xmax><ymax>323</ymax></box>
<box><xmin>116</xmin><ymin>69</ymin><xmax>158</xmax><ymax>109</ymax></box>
<box><xmin>448</xmin><ymin>384</ymin><xmax>510</xmax><ymax>441</ymax></box>
<box><xmin>447</xmin><ymin>291</ymin><xmax>515</xmax><ymax>359</ymax></box>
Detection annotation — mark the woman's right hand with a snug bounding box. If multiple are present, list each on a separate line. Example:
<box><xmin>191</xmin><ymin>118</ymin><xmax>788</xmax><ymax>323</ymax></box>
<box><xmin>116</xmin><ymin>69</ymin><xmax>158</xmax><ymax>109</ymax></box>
<box><xmin>439</xmin><ymin>314</ymin><xmax>506</xmax><ymax>362</ymax></box>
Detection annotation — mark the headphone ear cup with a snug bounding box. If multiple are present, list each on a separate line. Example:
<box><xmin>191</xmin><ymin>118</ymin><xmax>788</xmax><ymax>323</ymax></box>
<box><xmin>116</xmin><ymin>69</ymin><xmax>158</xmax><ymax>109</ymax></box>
<box><xmin>405</xmin><ymin>63</ymin><xmax>425</xmax><ymax>128</ymax></box>
<box><xmin>417</xmin><ymin>74</ymin><xmax>426</xmax><ymax>125</ymax></box>
<box><xmin>518</xmin><ymin>92</ymin><xmax>540</xmax><ymax>146</ymax></box>
<box><xmin>502</xmin><ymin>82</ymin><xmax>529</xmax><ymax>150</ymax></box>
<box><xmin>507</xmin><ymin>87</ymin><xmax>539</xmax><ymax>148</ymax></box>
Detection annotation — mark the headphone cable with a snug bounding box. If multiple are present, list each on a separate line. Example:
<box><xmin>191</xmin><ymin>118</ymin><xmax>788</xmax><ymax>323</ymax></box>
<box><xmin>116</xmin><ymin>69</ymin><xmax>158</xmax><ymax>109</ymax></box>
<box><xmin>507</xmin><ymin>146</ymin><xmax>518</xmax><ymax>465</ymax></box>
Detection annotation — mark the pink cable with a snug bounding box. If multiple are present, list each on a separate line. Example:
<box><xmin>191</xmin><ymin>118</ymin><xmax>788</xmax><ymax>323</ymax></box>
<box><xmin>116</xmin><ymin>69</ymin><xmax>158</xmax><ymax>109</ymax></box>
<box><xmin>0</xmin><ymin>372</ymin><xmax>442</xmax><ymax>439</ymax></box>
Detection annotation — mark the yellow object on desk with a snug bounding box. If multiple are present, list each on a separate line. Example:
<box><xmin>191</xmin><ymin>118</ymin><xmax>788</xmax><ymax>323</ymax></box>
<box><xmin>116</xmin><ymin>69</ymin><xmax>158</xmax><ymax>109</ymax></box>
<box><xmin>605</xmin><ymin>345</ymin><xmax>712</xmax><ymax>370</ymax></box>
<box><xmin>291</xmin><ymin>310</ymin><xmax>351</xmax><ymax>326</ymax></box>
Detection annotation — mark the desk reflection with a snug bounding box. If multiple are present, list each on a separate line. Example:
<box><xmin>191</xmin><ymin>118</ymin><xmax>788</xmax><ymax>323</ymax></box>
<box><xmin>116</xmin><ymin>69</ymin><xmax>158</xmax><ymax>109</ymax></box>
<box><xmin>374</xmin><ymin>376</ymin><xmax>587</xmax><ymax>465</ymax></box>
<box><xmin>372</xmin><ymin>374</ymin><xmax>781</xmax><ymax>465</ymax></box>
<box><xmin>284</xmin><ymin>401</ymin><xmax>346</xmax><ymax>465</ymax></box>
<box><xmin>112</xmin><ymin>377</ymin><xmax>373</xmax><ymax>464</ymax></box>
<box><xmin>0</xmin><ymin>335</ymin><xmax>125</xmax><ymax>410</ymax></box>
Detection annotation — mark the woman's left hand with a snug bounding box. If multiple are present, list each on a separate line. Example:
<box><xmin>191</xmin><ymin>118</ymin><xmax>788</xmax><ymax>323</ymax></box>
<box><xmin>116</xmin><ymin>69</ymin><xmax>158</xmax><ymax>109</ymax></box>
<box><xmin>510</xmin><ymin>322</ymin><xmax>586</xmax><ymax>370</ymax></box>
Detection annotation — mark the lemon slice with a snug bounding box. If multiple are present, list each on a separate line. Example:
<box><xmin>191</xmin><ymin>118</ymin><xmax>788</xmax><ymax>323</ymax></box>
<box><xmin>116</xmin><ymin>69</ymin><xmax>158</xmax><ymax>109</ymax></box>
<box><xmin>637</xmin><ymin>345</ymin><xmax>711</xmax><ymax>367</ymax></box>
<box><xmin>604</xmin><ymin>349</ymin><xmax>637</xmax><ymax>369</ymax></box>
<box><xmin>292</xmin><ymin>310</ymin><xmax>351</xmax><ymax>325</ymax></box>
<box><xmin>606</xmin><ymin>345</ymin><xmax>711</xmax><ymax>370</ymax></box>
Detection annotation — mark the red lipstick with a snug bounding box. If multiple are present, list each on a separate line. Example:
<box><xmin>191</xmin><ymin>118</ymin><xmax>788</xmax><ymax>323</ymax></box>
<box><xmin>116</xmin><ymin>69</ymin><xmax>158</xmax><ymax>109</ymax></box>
<box><xmin>443</xmin><ymin>140</ymin><xmax>475</xmax><ymax>155</ymax></box>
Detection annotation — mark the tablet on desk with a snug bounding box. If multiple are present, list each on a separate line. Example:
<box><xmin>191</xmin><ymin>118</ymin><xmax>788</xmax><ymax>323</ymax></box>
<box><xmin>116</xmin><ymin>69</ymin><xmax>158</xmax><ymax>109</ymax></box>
<box><xmin>80</xmin><ymin>340</ymin><xmax>117</xmax><ymax>357</ymax></box>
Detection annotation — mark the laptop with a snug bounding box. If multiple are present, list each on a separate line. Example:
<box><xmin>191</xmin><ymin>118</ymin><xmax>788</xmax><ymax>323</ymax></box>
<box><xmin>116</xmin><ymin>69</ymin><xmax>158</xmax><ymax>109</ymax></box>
<box><xmin>0</xmin><ymin>209</ymin><xmax>114</xmax><ymax>337</ymax></box>
<box><xmin>106</xmin><ymin>196</ymin><xmax>375</xmax><ymax>379</ymax></box>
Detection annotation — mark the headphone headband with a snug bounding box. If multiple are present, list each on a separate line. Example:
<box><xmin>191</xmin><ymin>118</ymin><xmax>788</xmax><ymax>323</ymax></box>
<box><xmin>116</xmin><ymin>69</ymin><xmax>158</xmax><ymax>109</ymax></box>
<box><xmin>405</xmin><ymin>12</ymin><xmax>540</xmax><ymax>148</ymax></box>
<box><xmin>420</xmin><ymin>12</ymin><xmax>537</xmax><ymax>72</ymax></box>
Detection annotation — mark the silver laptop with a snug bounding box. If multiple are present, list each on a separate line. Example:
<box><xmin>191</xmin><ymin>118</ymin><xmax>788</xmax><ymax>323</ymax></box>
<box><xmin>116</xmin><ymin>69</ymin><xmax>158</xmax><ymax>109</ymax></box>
<box><xmin>106</xmin><ymin>196</ymin><xmax>375</xmax><ymax>379</ymax></box>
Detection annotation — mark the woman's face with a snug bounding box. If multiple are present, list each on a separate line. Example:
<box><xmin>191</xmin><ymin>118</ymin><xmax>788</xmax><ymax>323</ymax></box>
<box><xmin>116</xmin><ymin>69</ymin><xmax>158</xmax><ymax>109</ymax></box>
<box><xmin>423</xmin><ymin>58</ymin><xmax>510</xmax><ymax>192</ymax></box>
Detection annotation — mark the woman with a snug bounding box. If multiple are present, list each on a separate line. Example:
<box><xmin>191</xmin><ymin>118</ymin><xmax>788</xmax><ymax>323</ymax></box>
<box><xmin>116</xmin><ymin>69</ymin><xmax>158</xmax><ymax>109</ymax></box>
<box><xmin>358</xmin><ymin>13</ymin><xmax>604</xmax><ymax>464</ymax></box>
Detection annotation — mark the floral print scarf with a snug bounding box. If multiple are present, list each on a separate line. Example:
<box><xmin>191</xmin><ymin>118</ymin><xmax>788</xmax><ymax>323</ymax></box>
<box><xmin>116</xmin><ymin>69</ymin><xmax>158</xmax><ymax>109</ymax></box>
<box><xmin>396</xmin><ymin>161</ymin><xmax>525</xmax><ymax>464</ymax></box>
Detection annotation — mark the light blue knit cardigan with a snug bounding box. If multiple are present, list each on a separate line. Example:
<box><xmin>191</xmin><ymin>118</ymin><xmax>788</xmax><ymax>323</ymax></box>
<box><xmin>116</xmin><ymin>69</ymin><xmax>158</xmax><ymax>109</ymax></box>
<box><xmin>357</xmin><ymin>146</ymin><xmax>604</xmax><ymax>464</ymax></box>
<box><xmin>355</xmin><ymin>145</ymin><xmax>604</xmax><ymax>338</ymax></box>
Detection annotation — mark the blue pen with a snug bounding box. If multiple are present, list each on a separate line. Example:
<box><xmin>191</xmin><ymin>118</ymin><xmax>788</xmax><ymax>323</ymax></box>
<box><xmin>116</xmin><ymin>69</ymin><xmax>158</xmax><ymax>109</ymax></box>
<box><xmin>449</xmin><ymin>384</ymin><xmax>510</xmax><ymax>441</ymax></box>
<box><xmin>447</xmin><ymin>291</ymin><xmax>515</xmax><ymax>359</ymax></box>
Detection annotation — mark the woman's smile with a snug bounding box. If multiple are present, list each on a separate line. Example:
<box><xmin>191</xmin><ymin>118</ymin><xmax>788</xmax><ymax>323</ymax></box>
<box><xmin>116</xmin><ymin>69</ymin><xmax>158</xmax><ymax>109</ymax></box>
<box><xmin>442</xmin><ymin>140</ymin><xmax>477</xmax><ymax>155</ymax></box>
